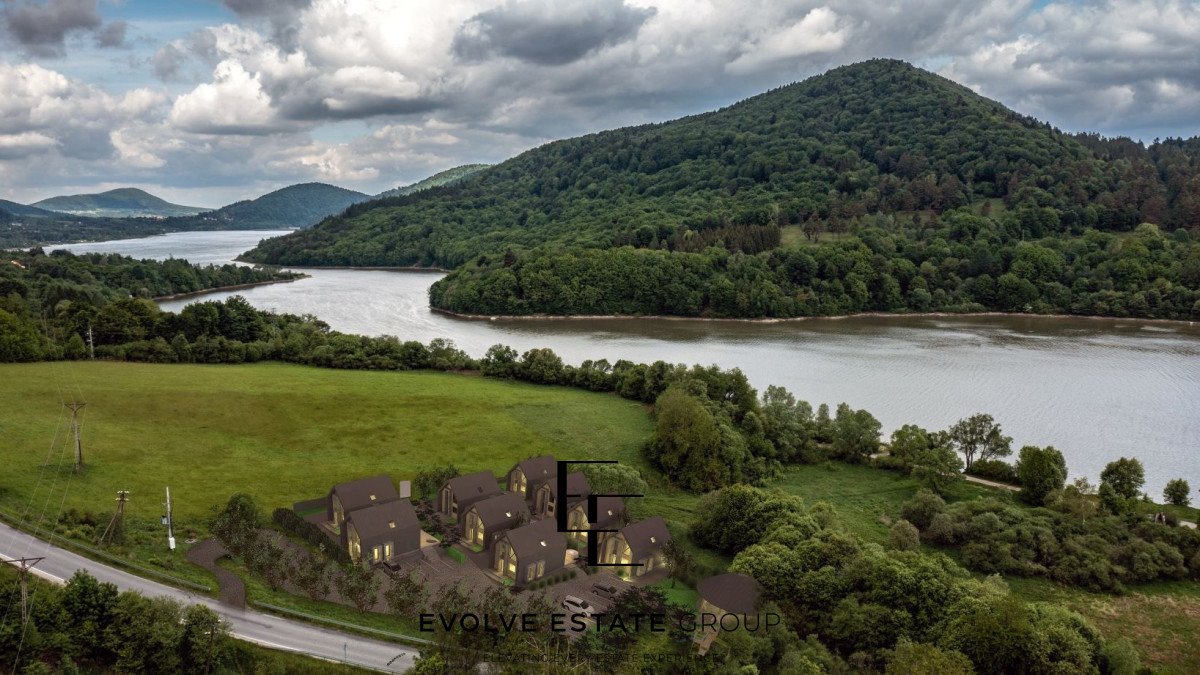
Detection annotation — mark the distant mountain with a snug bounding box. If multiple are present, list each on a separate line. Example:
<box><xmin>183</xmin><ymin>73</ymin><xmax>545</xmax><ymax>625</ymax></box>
<box><xmin>0</xmin><ymin>199</ymin><xmax>65</xmax><ymax>219</ymax></box>
<box><xmin>171</xmin><ymin>182</ymin><xmax>369</xmax><ymax>230</ymax></box>
<box><xmin>375</xmin><ymin>164</ymin><xmax>490</xmax><ymax>199</ymax></box>
<box><xmin>33</xmin><ymin>188</ymin><xmax>205</xmax><ymax>218</ymax></box>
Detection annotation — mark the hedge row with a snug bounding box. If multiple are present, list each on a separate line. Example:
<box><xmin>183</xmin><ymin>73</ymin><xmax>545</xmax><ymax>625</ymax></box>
<box><xmin>272</xmin><ymin>507</ymin><xmax>352</xmax><ymax>565</ymax></box>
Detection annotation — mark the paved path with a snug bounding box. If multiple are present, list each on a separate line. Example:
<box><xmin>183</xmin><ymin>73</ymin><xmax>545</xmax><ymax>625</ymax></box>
<box><xmin>0</xmin><ymin>521</ymin><xmax>418</xmax><ymax>672</ymax></box>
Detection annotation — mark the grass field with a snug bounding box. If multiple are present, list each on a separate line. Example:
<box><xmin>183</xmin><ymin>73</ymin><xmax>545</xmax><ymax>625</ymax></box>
<box><xmin>772</xmin><ymin>462</ymin><xmax>1004</xmax><ymax>544</ymax></box>
<box><xmin>0</xmin><ymin>361</ymin><xmax>652</xmax><ymax>526</ymax></box>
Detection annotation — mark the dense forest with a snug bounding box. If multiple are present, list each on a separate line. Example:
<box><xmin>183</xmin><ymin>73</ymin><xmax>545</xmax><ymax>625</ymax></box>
<box><xmin>430</xmin><ymin>217</ymin><xmax>1200</xmax><ymax>319</ymax></box>
<box><xmin>0</xmin><ymin>249</ymin><xmax>298</xmax><ymax>361</ymax></box>
<box><xmin>0</xmin><ymin>208</ymin><xmax>174</xmax><ymax>248</ymax></box>
<box><xmin>243</xmin><ymin>61</ymin><xmax>1200</xmax><ymax>319</ymax></box>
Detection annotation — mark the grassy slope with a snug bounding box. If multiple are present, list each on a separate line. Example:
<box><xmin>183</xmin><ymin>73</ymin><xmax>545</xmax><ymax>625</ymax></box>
<box><xmin>0</xmin><ymin>361</ymin><xmax>651</xmax><ymax>524</ymax></box>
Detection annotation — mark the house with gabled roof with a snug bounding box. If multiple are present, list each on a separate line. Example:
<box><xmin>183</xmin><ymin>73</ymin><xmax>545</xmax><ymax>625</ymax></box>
<box><xmin>506</xmin><ymin>455</ymin><xmax>556</xmax><ymax>500</ymax></box>
<box><xmin>462</xmin><ymin>492</ymin><xmax>530</xmax><ymax>549</ymax></box>
<box><xmin>598</xmin><ymin>516</ymin><xmax>670</xmax><ymax>578</ymax></box>
<box><xmin>533</xmin><ymin>471</ymin><xmax>590</xmax><ymax>518</ymax></box>
<box><xmin>343</xmin><ymin>498</ymin><xmax>421</xmax><ymax>566</ymax></box>
<box><xmin>438</xmin><ymin>470</ymin><xmax>501</xmax><ymax>521</ymax></box>
<box><xmin>327</xmin><ymin>475</ymin><xmax>399</xmax><ymax>528</ymax></box>
<box><xmin>492</xmin><ymin>518</ymin><xmax>567</xmax><ymax>587</ymax></box>
<box><xmin>565</xmin><ymin>495</ymin><xmax>625</xmax><ymax>546</ymax></box>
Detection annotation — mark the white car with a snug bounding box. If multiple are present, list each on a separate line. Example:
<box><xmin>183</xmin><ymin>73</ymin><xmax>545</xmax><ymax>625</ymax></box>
<box><xmin>562</xmin><ymin>595</ymin><xmax>594</xmax><ymax>617</ymax></box>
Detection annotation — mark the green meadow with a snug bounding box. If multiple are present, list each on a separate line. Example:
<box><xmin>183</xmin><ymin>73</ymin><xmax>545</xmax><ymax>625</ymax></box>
<box><xmin>0</xmin><ymin>361</ymin><xmax>652</xmax><ymax>524</ymax></box>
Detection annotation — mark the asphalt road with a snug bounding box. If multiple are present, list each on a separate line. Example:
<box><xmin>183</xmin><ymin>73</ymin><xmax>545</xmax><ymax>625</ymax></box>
<box><xmin>0</xmin><ymin>521</ymin><xmax>419</xmax><ymax>672</ymax></box>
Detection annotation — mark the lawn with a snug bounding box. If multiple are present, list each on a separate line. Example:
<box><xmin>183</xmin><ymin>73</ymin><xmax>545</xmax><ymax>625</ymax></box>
<box><xmin>0</xmin><ymin>361</ymin><xmax>652</xmax><ymax>527</ymax></box>
<box><xmin>772</xmin><ymin>462</ymin><xmax>1003</xmax><ymax>544</ymax></box>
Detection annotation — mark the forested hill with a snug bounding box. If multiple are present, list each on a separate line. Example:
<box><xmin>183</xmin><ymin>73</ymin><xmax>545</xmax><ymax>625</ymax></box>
<box><xmin>164</xmin><ymin>182</ymin><xmax>369</xmax><ymax>231</ymax></box>
<box><xmin>241</xmin><ymin>59</ymin><xmax>1199</xmax><ymax>270</ymax></box>
<box><xmin>32</xmin><ymin>188</ymin><xmax>205</xmax><ymax>218</ymax></box>
<box><xmin>374</xmin><ymin>164</ymin><xmax>490</xmax><ymax>199</ymax></box>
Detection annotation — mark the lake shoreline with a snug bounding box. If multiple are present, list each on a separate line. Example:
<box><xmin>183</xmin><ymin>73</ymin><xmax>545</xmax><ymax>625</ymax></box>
<box><xmin>233</xmin><ymin>257</ymin><xmax>449</xmax><ymax>273</ymax></box>
<box><xmin>430</xmin><ymin>306</ymin><xmax>1200</xmax><ymax>328</ymax></box>
<box><xmin>152</xmin><ymin>275</ymin><xmax>308</xmax><ymax>301</ymax></box>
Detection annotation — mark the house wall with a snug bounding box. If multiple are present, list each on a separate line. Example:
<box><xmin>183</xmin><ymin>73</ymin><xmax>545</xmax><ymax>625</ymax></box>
<box><xmin>509</xmin><ymin>469</ymin><xmax>527</xmax><ymax>496</ymax></box>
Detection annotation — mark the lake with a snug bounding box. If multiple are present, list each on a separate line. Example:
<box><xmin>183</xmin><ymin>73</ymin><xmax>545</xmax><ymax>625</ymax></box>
<box><xmin>55</xmin><ymin>230</ymin><xmax>1200</xmax><ymax>494</ymax></box>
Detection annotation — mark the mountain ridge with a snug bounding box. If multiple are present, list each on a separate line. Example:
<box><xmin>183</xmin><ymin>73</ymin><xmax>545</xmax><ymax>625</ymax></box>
<box><xmin>32</xmin><ymin>188</ymin><xmax>206</xmax><ymax>218</ymax></box>
<box><xmin>241</xmin><ymin>58</ymin><xmax>1183</xmax><ymax>270</ymax></box>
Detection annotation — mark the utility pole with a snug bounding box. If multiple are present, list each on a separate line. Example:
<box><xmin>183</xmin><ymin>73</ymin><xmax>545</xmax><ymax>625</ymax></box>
<box><xmin>64</xmin><ymin>401</ymin><xmax>86</xmax><ymax>472</ymax></box>
<box><xmin>163</xmin><ymin>486</ymin><xmax>176</xmax><ymax>551</ymax></box>
<box><xmin>1</xmin><ymin>557</ymin><xmax>44</xmax><ymax>625</ymax></box>
<box><xmin>86</xmin><ymin>324</ymin><xmax>95</xmax><ymax>359</ymax></box>
<box><xmin>99</xmin><ymin>490</ymin><xmax>129</xmax><ymax>546</ymax></box>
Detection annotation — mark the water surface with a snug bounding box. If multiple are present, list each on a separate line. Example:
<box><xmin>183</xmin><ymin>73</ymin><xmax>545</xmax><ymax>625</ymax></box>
<box><xmin>56</xmin><ymin>231</ymin><xmax>1200</xmax><ymax>494</ymax></box>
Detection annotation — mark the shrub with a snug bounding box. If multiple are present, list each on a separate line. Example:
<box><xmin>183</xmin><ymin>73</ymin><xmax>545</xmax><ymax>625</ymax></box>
<box><xmin>272</xmin><ymin>508</ymin><xmax>351</xmax><ymax>565</ymax></box>
<box><xmin>901</xmin><ymin>490</ymin><xmax>946</xmax><ymax>530</ymax></box>
<box><xmin>967</xmin><ymin>459</ymin><xmax>1019</xmax><ymax>485</ymax></box>
<box><xmin>888</xmin><ymin>520</ymin><xmax>921</xmax><ymax>551</ymax></box>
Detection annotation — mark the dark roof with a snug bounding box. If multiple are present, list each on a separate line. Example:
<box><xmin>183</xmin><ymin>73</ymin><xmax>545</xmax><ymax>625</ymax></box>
<box><xmin>510</xmin><ymin>455</ymin><xmax>556</xmax><ymax>483</ymax></box>
<box><xmin>468</xmin><ymin>492</ymin><xmax>530</xmax><ymax>527</ymax></box>
<box><xmin>569</xmin><ymin>495</ymin><xmax>625</xmax><ymax>528</ymax></box>
<box><xmin>445</xmin><ymin>471</ymin><xmax>500</xmax><ymax>500</ymax></box>
<box><xmin>620</xmin><ymin>516</ymin><xmax>670</xmax><ymax>561</ymax></box>
<box><xmin>542</xmin><ymin>472</ymin><xmax>591</xmax><ymax>502</ymax></box>
<box><xmin>346</xmin><ymin>499</ymin><xmax>419</xmax><ymax>540</ymax></box>
<box><xmin>697</xmin><ymin>573</ymin><xmax>762</xmax><ymax>614</ymax></box>
<box><xmin>500</xmin><ymin>518</ymin><xmax>567</xmax><ymax>559</ymax></box>
<box><xmin>330</xmin><ymin>475</ymin><xmax>398</xmax><ymax>513</ymax></box>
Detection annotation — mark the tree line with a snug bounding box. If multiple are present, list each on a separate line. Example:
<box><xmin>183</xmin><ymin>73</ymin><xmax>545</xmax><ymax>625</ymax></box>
<box><xmin>0</xmin><ymin>248</ymin><xmax>297</xmax><ymax>362</ymax></box>
<box><xmin>430</xmin><ymin>217</ymin><xmax>1200</xmax><ymax>320</ymax></box>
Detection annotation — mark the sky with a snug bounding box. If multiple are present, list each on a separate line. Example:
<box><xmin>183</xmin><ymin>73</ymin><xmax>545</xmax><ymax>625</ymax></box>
<box><xmin>1</xmin><ymin>0</ymin><xmax>1198</xmax><ymax>208</ymax></box>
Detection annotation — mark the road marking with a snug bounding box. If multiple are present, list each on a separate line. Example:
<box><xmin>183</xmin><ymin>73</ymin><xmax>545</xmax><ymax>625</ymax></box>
<box><xmin>0</xmin><ymin>553</ymin><xmax>65</xmax><ymax>584</ymax></box>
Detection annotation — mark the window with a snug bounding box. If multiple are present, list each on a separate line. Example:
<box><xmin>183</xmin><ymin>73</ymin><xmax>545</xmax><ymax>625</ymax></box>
<box><xmin>372</xmin><ymin>546</ymin><xmax>381</xmax><ymax>561</ymax></box>
<box><xmin>527</xmin><ymin>563</ymin><xmax>537</xmax><ymax>581</ymax></box>
<box><xmin>536</xmin><ymin>560</ymin><xmax>545</xmax><ymax>577</ymax></box>
<box><xmin>384</xmin><ymin>543</ymin><xmax>393</xmax><ymax>558</ymax></box>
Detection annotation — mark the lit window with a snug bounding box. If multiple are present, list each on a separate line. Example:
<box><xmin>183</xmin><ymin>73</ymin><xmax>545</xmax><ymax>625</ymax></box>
<box><xmin>369</xmin><ymin>494</ymin><xmax>377</xmax><ymax>501</ymax></box>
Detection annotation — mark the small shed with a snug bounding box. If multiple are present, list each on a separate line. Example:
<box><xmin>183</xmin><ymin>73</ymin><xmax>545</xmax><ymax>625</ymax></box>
<box><xmin>697</xmin><ymin>572</ymin><xmax>762</xmax><ymax>616</ymax></box>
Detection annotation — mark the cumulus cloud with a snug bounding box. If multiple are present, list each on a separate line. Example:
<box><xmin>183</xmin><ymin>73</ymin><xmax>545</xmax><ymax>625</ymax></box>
<box><xmin>0</xmin><ymin>131</ymin><xmax>58</xmax><ymax>159</ymax></box>
<box><xmin>2</xmin><ymin>0</ymin><xmax>101</xmax><ymax>56</ymax></box>
<box><xmin>453</xmin><ymin>0</ymin><xmax>655</xmax><ymax>65</ymax></box>
<box><xmin>726</xmin><ymin>7</ymin><xmax>847</xmax><ymax>74</ymax></box>
<box><xmin>941</xmin><ymin>0</ymin><xmax>1200</xmax><ymax>135</ymax></box>
<box><xmin>4</xmin><ymin>0</ymin><xmax>1200</xmax><ymax>205</ymax></box>
<box><xmin>169</xmin><ymin>60</ymin><xmax>293</xmax><ymax>135</ymax></box>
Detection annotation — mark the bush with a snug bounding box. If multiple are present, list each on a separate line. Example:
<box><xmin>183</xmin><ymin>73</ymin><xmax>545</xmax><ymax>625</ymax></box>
<box><xmin>272</xmin><ymin>508</ymin><xmax>352</xmax><ymax>565</ymax></box>
<box><xmin>967</xmin><ymin>459</ymin><xmax>1019</xmax><ymax>485</ymax></box>
<box><xmin>888</xmin><ymin>520</ymin><xmax>920</xmax><ymax>551</ymax></box>
<box><xmin>447</xmin><ymin>547</ymin><xmax>467</xmax><ymax>565</ymax></box>
<box><xmin>900</xmin><ymin>489</ymin><xmax>946</xmax><ymax>530</ymax></box>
